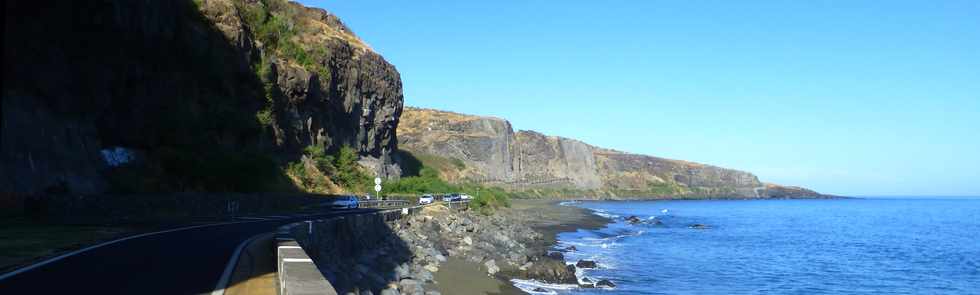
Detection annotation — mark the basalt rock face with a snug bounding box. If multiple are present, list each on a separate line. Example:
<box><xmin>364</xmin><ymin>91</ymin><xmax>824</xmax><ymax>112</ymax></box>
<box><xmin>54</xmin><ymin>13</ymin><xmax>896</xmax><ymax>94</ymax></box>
<box><xmin>399</xmin><ymin>108</ymin><xmax>827</xmax><ymax>199</ymax></box>
<box><xmin>397</xmin><ymin>108</ymin><xmax>515</xmax><ymax>181</ymax></box>
<box><xmin>2</xmin><ymin>0</ymin><xmax>402</xmax><ymax>194</ymax></box>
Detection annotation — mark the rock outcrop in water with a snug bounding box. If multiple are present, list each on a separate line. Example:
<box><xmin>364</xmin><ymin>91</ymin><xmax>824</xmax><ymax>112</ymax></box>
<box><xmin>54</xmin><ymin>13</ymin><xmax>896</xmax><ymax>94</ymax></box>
<box><xmin>2</xmin><ymin>0</ymin><xmax>402</xmax><ymax>194</ymax></box>
<box><xmin>399</xmin><ymin>107</ymin><xmax>830</xmax><ymax>199</ymax></box>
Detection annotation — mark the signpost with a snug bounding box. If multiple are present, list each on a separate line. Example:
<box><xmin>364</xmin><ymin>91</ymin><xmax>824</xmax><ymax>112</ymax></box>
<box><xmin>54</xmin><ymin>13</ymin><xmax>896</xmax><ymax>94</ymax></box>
<box><xmin>374</xmin><ymin>177</ymin><xmax>382</xmax><ymax>200</ymax></box>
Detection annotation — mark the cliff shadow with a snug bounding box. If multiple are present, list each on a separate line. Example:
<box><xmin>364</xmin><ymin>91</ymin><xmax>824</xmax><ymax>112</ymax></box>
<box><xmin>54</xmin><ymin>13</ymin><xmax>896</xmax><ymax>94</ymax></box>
<box><xmin>3</xmin><ymin>0</ymin><xmax>302</xmax><ymax>195</ymax></box>
<box><xmin>288</xmin><ymin>209</ymin><xmax>423</xmax><ymax>294</ymax></box>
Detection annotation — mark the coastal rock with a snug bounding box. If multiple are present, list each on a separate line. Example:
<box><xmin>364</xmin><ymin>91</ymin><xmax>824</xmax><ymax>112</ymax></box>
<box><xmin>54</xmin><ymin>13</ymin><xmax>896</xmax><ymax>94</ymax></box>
<box><xmin>484</xmin><ymin>259</ymin><xmax>500</xmax><ymax>276</ymax></box>
<box><xmin>596</xmin><ymin>279</ymin><xmax>616</xmax><ymax>288</ymax></box>
<box><xmin>398</xmin><ymin>279</ymin><xmax>423</xmax><ymax>295</ymax></box>
<box><xmin>519</xmin><ymin>262</ymin><xmax>533</xmax><ymax>271</ymax></box>
<box><xmin>394</xmin><ymin>263</ymin><xmax>411</xmax><ymax>280</ymax></box>
<box><xmin>625</xmin><ymin>215</ymin><xmax>642</xmax><ymax>224</ymax></box>
<box><xmin>566</xmin><ymin>246</ymin><xmax>578</xmax><ymax>252</ymax></box>
<box><xmin>546</xmin><ymin>251</ymin><xmax>564</xmax><ymax>260</ymax></box>
<box><xmin>690</xmin><ymin>224</ymin><xmax>710</xmax><ymax>229</ymax></box>
<box><xmin>522</xmin><ymin>258</ymin><xmax>578</xmax><ymax>284</ymax></box>
<box><xmin>576</xmin><ymin>260</ymin><xmax>598</xmax><ymax>269</ymax></box>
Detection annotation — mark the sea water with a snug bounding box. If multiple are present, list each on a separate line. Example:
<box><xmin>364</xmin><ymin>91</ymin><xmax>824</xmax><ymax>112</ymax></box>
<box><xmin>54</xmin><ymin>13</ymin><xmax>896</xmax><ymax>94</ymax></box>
<box><xmin>513</xmin><ymin>198</ymin><xmax>980</xmax><ymax>294</ymax></box>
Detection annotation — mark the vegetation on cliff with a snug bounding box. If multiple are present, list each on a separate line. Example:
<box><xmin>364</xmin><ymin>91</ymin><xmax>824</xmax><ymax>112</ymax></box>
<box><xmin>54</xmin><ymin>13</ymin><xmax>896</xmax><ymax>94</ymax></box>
<box><xmin>287</xmin><ymin>145</ymin><xmax>373</xmax><ymax>194</ymax></box>
<box><xmin>385</xmin><ymin>151</ymin><xmax>511</xmax><ymax>214</ymax></box>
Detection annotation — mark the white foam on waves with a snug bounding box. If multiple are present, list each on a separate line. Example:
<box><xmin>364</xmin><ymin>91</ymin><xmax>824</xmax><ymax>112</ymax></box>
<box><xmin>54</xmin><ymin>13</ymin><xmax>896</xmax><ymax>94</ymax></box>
<box><xmin>591</xmin><ymin>210</ymin><xmax>619</xmax><ymax>219</ymax></box>
<box><xmin>510</xmin><ymin>279</ymin><xmax>579</xmax><ymax>294</ymax></box>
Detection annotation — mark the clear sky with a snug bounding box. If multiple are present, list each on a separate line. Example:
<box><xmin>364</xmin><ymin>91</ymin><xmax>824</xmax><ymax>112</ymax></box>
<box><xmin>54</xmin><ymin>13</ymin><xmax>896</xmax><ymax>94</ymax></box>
<box><xmin>298</xmin><ymin>0</ymin><xmax>980</xmax><ymax>196</ymax></box>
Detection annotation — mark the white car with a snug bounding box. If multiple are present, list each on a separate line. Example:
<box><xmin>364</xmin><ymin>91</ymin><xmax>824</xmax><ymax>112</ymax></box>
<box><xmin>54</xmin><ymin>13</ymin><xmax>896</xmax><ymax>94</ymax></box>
<box><xmin>327</xmin><ymin>195</ymin><xmax>359</xmax><ymax>209</ymax></box>
<box><xmin>418</xmin><ymin>194</ymin><xmax>434</xmax><ymax>205</ymax></box>
<box><xmin>460</xmin><ymin>194</ymin><xmax>473</xmax><ymax>200</ymax></box>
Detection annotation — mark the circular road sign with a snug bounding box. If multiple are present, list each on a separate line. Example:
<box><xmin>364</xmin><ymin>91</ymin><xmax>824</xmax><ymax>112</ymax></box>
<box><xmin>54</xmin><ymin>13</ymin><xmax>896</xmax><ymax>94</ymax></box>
<box><xmin>374</xmin><ymin>177</ymin><xmax>382</xmax><ymax>185</ymax></box>
<box><xmin>374</xmin><ymin>184</ymin><xmax>382</xmax><ymax>192</ymax></box>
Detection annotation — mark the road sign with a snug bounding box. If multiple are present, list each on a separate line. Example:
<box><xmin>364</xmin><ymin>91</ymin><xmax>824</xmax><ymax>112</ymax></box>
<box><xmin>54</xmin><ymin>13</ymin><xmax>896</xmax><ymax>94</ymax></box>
<box><xmin>374</xmin><ymin>177</ymin><xmax>382</xmax><ymax>185</ymax></box>
<box><xmin>374</xmin><ymin>184</ymin><xmax>382</xmax><ymax>192</ymax></box>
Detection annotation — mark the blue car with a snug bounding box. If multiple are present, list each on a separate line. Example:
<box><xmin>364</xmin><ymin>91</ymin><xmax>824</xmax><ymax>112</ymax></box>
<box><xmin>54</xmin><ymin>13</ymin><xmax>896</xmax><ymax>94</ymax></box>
<box><xmin>325</xmin><ymin>195</ymin><xmax>359</xmax><ymax>209</ymax></box>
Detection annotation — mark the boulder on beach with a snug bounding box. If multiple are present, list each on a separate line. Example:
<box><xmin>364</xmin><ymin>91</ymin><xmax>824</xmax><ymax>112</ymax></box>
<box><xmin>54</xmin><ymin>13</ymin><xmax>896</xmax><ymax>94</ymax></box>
<box><xmin>484</xmin><ymin>259</ymin><xmax>499</xmax><ymax>276</ymax></box>
<box><xmin>523</xmin><ymin>258</ymin><xmax>578</xmax><ymax>284</ymax></box>
<box><xmin>576</xmin><ymin>260</ymin><xmax>598</xmax><ymax>268</ymax></box>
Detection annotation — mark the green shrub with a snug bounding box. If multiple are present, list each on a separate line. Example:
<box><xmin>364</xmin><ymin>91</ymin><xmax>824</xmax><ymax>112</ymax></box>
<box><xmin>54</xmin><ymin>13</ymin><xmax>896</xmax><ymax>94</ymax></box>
<box><xmin>288</xmin><ymin>144</ymin><xmax>371</xmax><ymax>193</ymax></box>
<box><xmin>384</xmin><ymin>150</ymin><xmax>511</xmax><ymax>213</ymax></box>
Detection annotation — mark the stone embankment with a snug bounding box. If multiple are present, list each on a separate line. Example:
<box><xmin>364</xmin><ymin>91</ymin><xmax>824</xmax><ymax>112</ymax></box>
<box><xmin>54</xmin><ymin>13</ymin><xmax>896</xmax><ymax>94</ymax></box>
<box><xmin>278</xmin><ymin>202</ymin><xmax>580</xmax><ymax>295</ymax></box>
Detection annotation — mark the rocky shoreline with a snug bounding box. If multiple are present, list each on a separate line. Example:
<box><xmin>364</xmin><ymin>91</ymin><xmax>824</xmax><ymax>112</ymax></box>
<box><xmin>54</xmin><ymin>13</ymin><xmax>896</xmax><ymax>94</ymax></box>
<box><xmin>353</xmin><ymin>200</ymin><xmax>610</xmax><ymax>295</ymax></box>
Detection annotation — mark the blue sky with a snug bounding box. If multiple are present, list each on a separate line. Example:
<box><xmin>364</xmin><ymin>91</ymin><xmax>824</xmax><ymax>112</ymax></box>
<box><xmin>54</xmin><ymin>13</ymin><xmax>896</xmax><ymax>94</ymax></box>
<box><xmin>298</xmin><ymin>1</ymin><xmax>980</xmax><ymax>196</ymax></box>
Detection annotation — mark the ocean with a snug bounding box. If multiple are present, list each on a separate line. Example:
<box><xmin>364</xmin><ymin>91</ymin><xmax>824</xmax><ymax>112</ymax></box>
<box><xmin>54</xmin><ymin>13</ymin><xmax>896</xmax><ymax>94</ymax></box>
<box><xmin>513</xmin><ymin>198</ymin><xmax>980</xmax><ymax>294</ymax></box>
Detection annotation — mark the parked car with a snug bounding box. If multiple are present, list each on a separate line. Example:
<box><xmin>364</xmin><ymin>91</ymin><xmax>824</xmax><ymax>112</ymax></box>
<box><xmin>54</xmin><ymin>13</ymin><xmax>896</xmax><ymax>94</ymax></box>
<box><xmin>419</xmin><ymin>194</ymin><xmax>434</xmax><ymax>205</ymax></box>
<box><xmin>445</xmin><ymin>193</ymin><xmax>463</xmax><ymax>202</ymax></box>
<box><xmin>441</xmin><ymin>194</ymin><xmax>454</xmax><ymax>202</ymax></box>
<box><xmin>460</xmin><ymin>194</ymin><xmax>473</xmax><ymax>200</ymax></box>
<box><xmin>327</xmin><ymin>195</ymin><xmax>359</xmax><ymax>209</ymax></box>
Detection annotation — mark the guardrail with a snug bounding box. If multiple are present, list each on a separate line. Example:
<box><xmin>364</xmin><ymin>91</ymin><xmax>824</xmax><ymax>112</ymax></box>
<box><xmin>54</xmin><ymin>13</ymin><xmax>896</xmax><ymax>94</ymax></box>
<box><xmin>274</xmin><ymin>200</ymin><xmax>469</xmax><ymax>295</ymax></box>
<box><xmin>358</xmin><ymin>199</ymin><xmax>409</xmax><ymax>209</ymax></box>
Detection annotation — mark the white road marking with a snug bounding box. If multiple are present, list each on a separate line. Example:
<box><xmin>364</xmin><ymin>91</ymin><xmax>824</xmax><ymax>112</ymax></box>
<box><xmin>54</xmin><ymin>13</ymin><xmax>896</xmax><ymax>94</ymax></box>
<box><xmin>235</xmin><ymin>217</ymin><xmax>269</xmax><ymax>221</ymax></box>
<box><xmin>282</xmin><ymin>258</ymin><xmax>312</xmax><ymax>263</ymax></box>
<box><xmin>0</xmin><ymin>219</ymin><xmax>265</xmax><ymax>282</ymax></box>
<box><xmin>211</xmin><ymin>233</ymin><xmax>266</xmax><ymax>295</ymax></box>
<box><xmin>277</xmin><ymin>246</ymin><xmax>301</xmax><ymax>249</ymax></box>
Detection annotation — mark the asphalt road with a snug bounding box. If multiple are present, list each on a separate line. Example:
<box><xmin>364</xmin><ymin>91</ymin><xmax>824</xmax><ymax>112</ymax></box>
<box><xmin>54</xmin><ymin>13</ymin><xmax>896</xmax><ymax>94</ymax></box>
<box><xmin>0</xmin><ymin>208</ymin><xmax>377</xmax><ymax>294</ymax></box>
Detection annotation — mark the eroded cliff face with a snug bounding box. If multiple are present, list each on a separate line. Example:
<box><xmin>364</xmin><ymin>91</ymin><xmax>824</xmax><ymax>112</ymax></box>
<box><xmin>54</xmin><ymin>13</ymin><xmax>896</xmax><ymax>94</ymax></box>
<box><xmin>399</xmin><ymin>108</ymin><xmax>827</xmax><ymax>199</ymax></box>
<box><xmin>2</xmin><ymin>0</ymin><xmax>402</xmax><ymax>194</ymax></box>
<box><xmin>397</xmin><ymin>108</ymin><xmax>514</xmax><ymax>181</ymax></box>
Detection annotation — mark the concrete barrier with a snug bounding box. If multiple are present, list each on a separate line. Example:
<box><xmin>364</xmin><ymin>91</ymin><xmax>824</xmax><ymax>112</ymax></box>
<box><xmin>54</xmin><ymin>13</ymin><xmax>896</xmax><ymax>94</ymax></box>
<box><xmin>274</xmin><ymin>201</ymin><xmax>468</xmax><ymax>294</ymax></box>
<box><xmin>275</xmin><ymin>224</ymin><xmax>336</xmax><ymax>295</ymax></box>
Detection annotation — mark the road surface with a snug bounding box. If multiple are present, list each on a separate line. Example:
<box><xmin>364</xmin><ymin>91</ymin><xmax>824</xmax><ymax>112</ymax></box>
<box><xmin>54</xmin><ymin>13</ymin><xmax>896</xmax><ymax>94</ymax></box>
<box><xmin>0</xmin><ymin>208</ymin><xmax>376</xmax><ymax>294</ymax></box>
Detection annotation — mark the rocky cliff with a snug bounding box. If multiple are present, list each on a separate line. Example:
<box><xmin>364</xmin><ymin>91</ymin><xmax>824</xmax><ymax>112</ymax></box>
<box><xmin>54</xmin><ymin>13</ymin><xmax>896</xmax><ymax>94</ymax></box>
<box><xmin>398</xmin><ymin>108</ymin><xmax>829</xmax><ymax>199</ymax></box>
<box><xmin>2</xmin><ymin>0</ymin><xmax>402</xmax><ymax>194</ymax></box>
